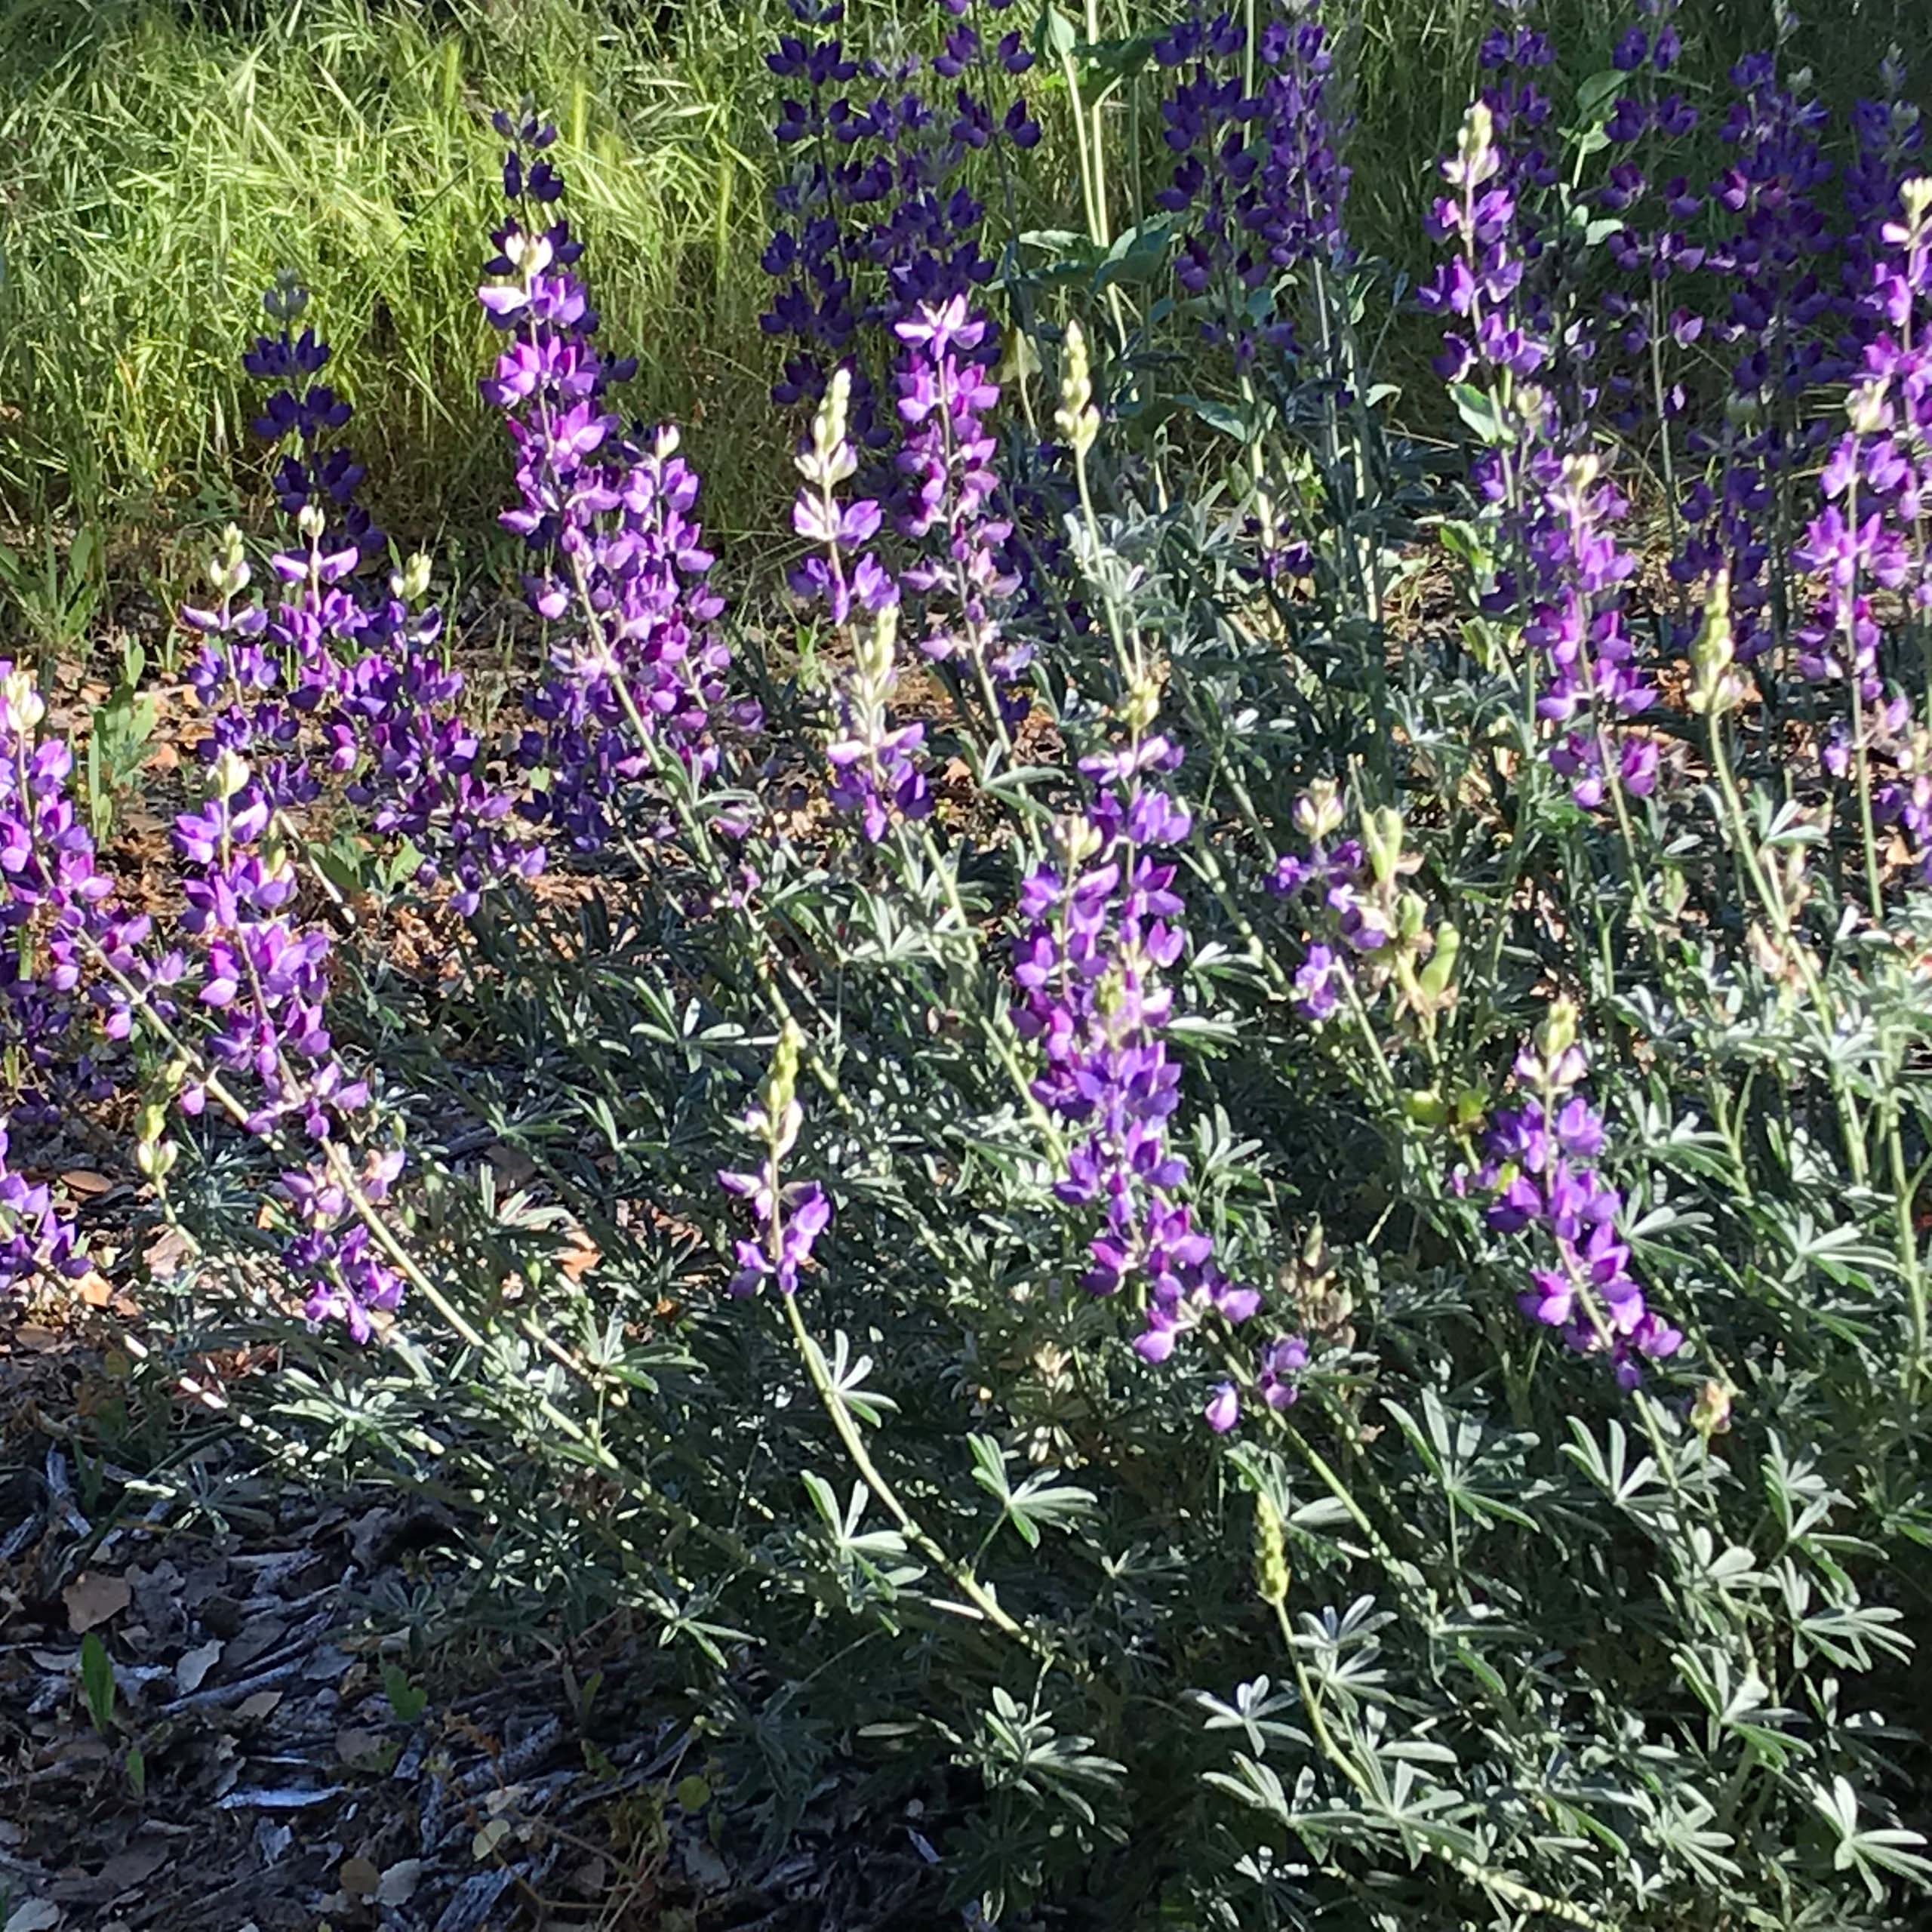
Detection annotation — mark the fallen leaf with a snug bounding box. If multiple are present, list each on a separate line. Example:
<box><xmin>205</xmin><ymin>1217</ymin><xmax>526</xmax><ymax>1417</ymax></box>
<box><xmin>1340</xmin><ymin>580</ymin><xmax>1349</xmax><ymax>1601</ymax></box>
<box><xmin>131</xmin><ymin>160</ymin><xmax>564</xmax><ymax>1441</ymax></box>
<box><xmin>72</xmin><ymin>1269</ymin><xmax>116</xmax><ymax>1307</ymax></box>
<box><xmin>339</xmin><ymin>1857</ymin><xmax>381</xmax><ymax>1897</ymax></box>
<box><xmin>59</xmin><ymin>1170</ymin><xmax>114</xmax><ymax>1197</ymax></box>
<box><xmin>377</xmin><ymin>1859</ymin><xmax>423</xmax><ymax>1906</ymax></box>
<box><xmin>235</xmin><ymin>1689</ymin><xmax>283</xmax><ymax>1721</ymax></box>
<box><xmin>472</xmin><ymin>1819</ymin><xmax>512</xmax><ymax>1860</ymax></box>
<box><xmin>6</xmin><ymin>1903</ymin><xmax>63</xmax><ymax>1932</ymax></box>
<box><xmin>63</xmin><ymin>1572</ymin><xmax>131</xmax><ymax>1634</ymax></box>
<box><xmin>335</xmin><ymin>1726</ymin><xmax>384</xmax><ymax>1764</ymax></box>
<box><xmin>143</xmin><ymin>1226</ymin><xmax>194</xmax><ymax>1278</ymax></box>
<box><xmin>558</xmin><ymin>1228</ymin><xmax>601</xmax><ymax>1281</ymax></box>
<box><xmin>99</xmin><ymin>1844</ymin><xmax>168</xmax><ymax>1892</ymax></box>
<box><xmin>174</xmin><ymin>1640</ymin><xmax>223</xmax><ymax>1695</ymax></box>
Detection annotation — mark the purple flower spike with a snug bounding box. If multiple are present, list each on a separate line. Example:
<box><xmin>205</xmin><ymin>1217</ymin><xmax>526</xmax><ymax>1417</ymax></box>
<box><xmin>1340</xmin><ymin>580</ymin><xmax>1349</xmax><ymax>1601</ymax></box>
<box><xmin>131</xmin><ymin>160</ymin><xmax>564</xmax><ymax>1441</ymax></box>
<box><xmin>1463</xmin><ymin>1004</ymin><xmax>1681</xmax><ymax>1388</ymax></box>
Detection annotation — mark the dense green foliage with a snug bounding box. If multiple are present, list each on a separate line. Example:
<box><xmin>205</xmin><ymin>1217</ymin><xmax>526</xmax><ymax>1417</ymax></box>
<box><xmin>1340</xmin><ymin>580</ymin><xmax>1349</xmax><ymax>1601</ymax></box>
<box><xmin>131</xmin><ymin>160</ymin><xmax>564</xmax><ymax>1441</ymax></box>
<box><xmin>5</xmin><ymin>0</ymin><xmax>1932</xmax><ymax>1927</ymax></box>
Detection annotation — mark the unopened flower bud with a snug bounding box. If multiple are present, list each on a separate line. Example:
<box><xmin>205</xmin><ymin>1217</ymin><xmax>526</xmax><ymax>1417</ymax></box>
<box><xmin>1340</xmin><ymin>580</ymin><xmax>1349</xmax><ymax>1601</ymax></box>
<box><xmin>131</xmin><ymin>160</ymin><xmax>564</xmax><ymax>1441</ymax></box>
<box><xmin>1361</xmin><ymin>806</ymin><xmax>1405</xmax><ymax>885</ymax></box>
<box><xmin>1847</xmin><ymin>379</ymin><xmax>1890</xmax><ymax>437</ymax></box>
<box><xmin>1690</xmin><ymin>1379</ymin><xmax>1734</xmax><ymax>1441</ymax></box>
<box><xmin>211</xmin><ymin>749</ymin><xmax>251</xmax><ymax>800</ymax></box>
<box><xmin>395</xmin><ymin>552</ymin><xmax>433</xmax><ymax>605</ymax></box>
<box><xmin>856</xmin><ymin>604</ymin><xmax>899</xmax><ymax>685</ymax></box>
<box><xmin>297</xmin><ymin>502</ymin><xmax>327</xmax><ymax>543</ymax></box>
<box><xmin>1293</xmin><ymin>780</ymin><xmax>1344</xmax><ymax>843</ymax></box>
<box><xmin>1123</xmin><ymin>669</ymin><xmax>1162</xmax><ymax>736</ymax></box>
<box><xmin>1053</xmin><ymin>811</ymin><xmax>1104</xmax><ymax>870</ymax></box>
<box><xmin>1689</xmin><ymin>568</ymin><xmax>1746</xmax><ymax>718</ymax></box>
<box><xmin>1449</xmin><ymin>100</ymin><xmax>1499</xmax><ymax>189</ymax></box>
<box><xmin>997</xmin><ymin>327</ymin><xmax>1041</xmax><ymax>389</ymax></box>
<box><xmin>2</xmin><ymin>669</ymin><xmax>45</xmax><ymax>733</ymax></box>
<box><xmin>1537</xmin><ymin>998</ymin><xmax>1578</xmax><ymax>1065</ymax></box>
<box><xmin>1055</xmin><ymin>319</ymin><xmax>1099</xmax><ymax>458</ymax></box>
<box><xmin>1254</xmin><ymin>1493</ymin><xmax>1289</xmax><ymax>1606</ymax></box>
<box><xmin>1418</xmin><ymin>922</ymin><xmax>1460</xmax><ymax>1003</ymax></box>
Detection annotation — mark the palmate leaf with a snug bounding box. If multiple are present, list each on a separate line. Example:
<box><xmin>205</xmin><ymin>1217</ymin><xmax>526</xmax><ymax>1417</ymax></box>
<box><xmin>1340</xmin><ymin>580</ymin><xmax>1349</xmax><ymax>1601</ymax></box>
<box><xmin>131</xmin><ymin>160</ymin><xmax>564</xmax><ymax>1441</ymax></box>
<box><xmin>1384</xmin><ymin>1392</ymin><xmax>1543</xmax><ymax>1534</ymax></box>
<box><xmin>1191</xmin><ymin>1676</ymin><xmax>1312</xmax><ymax>1758</ymax></box>
<box><xmin>968</xmin><ymin>1434</ymin><xmax>1096</xmax><ymax>1548</ymax></box>
<box><xmin>1812</xmin><ymin>1778</ymin><xmax>1932</xmax><ymax>1904</ymax></box>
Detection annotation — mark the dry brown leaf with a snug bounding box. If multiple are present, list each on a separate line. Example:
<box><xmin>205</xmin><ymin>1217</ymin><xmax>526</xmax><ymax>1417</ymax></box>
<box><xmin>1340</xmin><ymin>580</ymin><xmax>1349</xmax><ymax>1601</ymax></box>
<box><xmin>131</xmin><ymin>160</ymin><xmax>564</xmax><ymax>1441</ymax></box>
<box><xmin>58</xmin><ymin>1169</ymin><xmax>114</xmax><ymax>1197</ymax></box>
<box><xmin>335</xmin><ymin>1726</ymin><xmax>384</xmax><ymax>1764</ymax></box>
<box><xmin>558</xmin><ymin>1229</ymin><xmax>601</xmax><ymax>1281</ymax></box>
<box><xmin>338</xmin><ymin>1857</ymin><xmax>381</xmax><ymax>1897</ymax></box>
<box><xmin>63</xmin><ymin>1571</ymin><xmax>131</xmax><ymax>1634</ymax></box>
<box><xmin>143</xmin><ymin>1226</ymin><xmax>195</xmax><ymax>1278</ymax></box>
<box><xmin>235</xmin><ymin>1689</ymin><xmax>283</xmax><ymax>1721</ymax></box>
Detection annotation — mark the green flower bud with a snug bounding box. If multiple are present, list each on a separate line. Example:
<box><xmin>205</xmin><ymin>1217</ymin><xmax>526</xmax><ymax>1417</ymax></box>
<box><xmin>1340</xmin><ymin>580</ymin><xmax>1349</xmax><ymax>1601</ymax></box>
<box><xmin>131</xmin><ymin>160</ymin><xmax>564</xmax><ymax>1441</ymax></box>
<box><xmin>1361</xmin><ymin>807</ymin><xmax>1405</xmax><ymax>886</ymax></box>
<box><xmin>1055</xmin><ymin>319</ymin><xmax>1099</xmax><ymax>458</ymax></box>
<box><xmin>1691</xmin><ymin>1380</ymin><xmax>1734</xmax><ymax>1442</ymax></box>
<box><xmin>1537</xmin><ymin>997</ymin><xmax>1577</xmax><ymax>1063</ymax></box>
<box><xmin>211</xmin><ymin>749</ymin><xmax>251</xmax><ymax>800</ymax></box>
<box><xmin>1254</xmin><ymin>1493</ymin><xmax>1289</xmax><ymax>1607</ymax></box>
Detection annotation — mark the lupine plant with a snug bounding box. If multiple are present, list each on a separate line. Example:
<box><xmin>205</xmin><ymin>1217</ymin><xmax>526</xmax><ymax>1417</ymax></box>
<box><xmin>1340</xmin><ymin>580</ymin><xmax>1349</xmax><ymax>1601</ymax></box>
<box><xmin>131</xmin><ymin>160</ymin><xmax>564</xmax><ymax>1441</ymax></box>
<box><xmin>7</xmin><ymin>4</ymin><xmax>1932</xmax><ymax>1927</ymax></box>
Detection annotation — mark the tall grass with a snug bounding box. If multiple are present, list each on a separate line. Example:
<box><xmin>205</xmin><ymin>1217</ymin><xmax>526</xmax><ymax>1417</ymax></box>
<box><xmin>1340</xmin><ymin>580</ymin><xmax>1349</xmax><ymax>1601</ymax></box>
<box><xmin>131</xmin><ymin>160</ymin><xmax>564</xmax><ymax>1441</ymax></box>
<box><xmin>0</xmin><ymin>0</ymin><xmax>780</xmax><ymax>555</ymax></box>
<box><xmin>1</xmin><ymin>0</ymin><xmax>1921</xmax><ymax>575</ymax></box>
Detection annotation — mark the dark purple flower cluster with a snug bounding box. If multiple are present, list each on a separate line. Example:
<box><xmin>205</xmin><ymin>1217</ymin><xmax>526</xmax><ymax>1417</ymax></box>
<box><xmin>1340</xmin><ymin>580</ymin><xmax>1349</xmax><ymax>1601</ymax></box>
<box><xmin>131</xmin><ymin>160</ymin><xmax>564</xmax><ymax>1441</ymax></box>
<box><xmin>480</xmin><ymin>124</ymin><xmax>736</xmax><ymax>850</ymax></box>
<box><xmin>1</xmin><ymin>668</ymin><xmax>162</xmax><ymax>1114</ymax></box>
<box><xmin>0</xmin><ymin>667</ymin><xmax>139</xmax><ymax>1297</ymax></box>
<box><xmin>1011</xmin><ymin>732</ymin><xmax>1263</xmax><ymax>1380</ymax></box>
<box><xmin>1527</xmin><ymin>450</ymin><xmax>1658</xmax><ymax>806</ymax></box>
<box><xmin>1464</xmin><ymin>1005</ymin><xmax>1681</xmax><ymax>1386</ymax></box>
<box><xmin>183</xmin><ymin>298</ymin><xmax>538</xmax><ymax>914</ymax></box>
<box><xmin>759</xmin><ymin>0</ymin><xmax>1036</xmax><ymax>445</ymax></box>
<box><xmin>1266</xmin><ymin>780</ymin><xmax>1392</xmax><ymax>1020</ymax></box>
<box><xmin>174</xmin><ymin>750</ymin><xmax>406</xmax><ymax>1341</ymax></box>
<box><xmin>1592</xmin><ymin>1</ymin><xmax>1704</xmax><ymax>455</ymax></box>
<box><xmin>1425</xmin><ymin>99</ymin><xmax>1659</xmax><ymax>808</ymax></box>
<box><xmin>1671</xmin><ymin>42</ymin><xmax>1841</xmax><ymax>663</ymax></box>
<box><xmin>893</xmin><ymin>297</ymin><xmax>1030</xmax><ymax>712</ymax></box>
<box><xmin>0</xmin><ymin>1117</ymin><xmax>87</xmax><ymax>1297</ymax></box>
<box><xmin>337</xmin><ymin>557</ymin><xmax>544</xmax><ymax>915</ymax></box>
<box><xmin>1795</xmin><ymin>177</ymin><xmax>1932</xmax><ymax>864</ymax></box>
<box><xmin>243</xmin><ymin>273</ymin><xmax>386</xmax><ymax>568</ymax></box>
<box><xmin>1152</xmin><ymin>1</ymin><xmax>1352</xmax><ymax>362</ymax></box>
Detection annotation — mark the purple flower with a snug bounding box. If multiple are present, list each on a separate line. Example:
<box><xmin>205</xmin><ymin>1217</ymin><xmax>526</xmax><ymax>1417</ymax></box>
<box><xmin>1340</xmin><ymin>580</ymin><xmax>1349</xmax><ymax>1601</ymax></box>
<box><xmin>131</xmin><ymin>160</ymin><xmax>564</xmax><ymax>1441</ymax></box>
<box><xmin>1464</xmin><ymin>1008</ymin><xmax>1681</xmax><ymax>1386</ymax></box>
<box><xmin>719</xmin><ymin>1024</ymin><xmax>829</xmax><ymax>1299</ymax></box>
<box><xmin>1154</xmin><ymin>2</ymin><xmax>1352</xmax><ymax>364</ymax></box>
<box><xmin>1013</xmin><ymin>730</ymin><xmax>1261</xmax><ymax>1383</ymax></box>
<box><xmin>481</xmin><ymin>137</ymin><xmax>736</xmax><ymax>848</ymax></box>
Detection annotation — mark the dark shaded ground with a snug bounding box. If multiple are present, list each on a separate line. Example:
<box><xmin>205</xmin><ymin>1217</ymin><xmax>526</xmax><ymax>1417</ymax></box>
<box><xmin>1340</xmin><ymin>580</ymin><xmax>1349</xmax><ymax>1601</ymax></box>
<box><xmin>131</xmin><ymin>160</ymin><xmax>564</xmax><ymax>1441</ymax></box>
<box><xmin>0</xmin><ymin>1320</ymin><xmax>961</xmax><ymax>1932</ymax></box>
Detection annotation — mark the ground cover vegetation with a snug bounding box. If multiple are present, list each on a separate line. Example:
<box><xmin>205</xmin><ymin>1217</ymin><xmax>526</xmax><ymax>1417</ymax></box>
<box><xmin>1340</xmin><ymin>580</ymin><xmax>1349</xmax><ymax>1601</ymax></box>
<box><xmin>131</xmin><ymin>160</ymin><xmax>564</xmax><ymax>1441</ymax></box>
<box><xmin>5</xmin><ymin>0</ymin><xmax>1932</xmax><ymax>1926</ymax></box>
